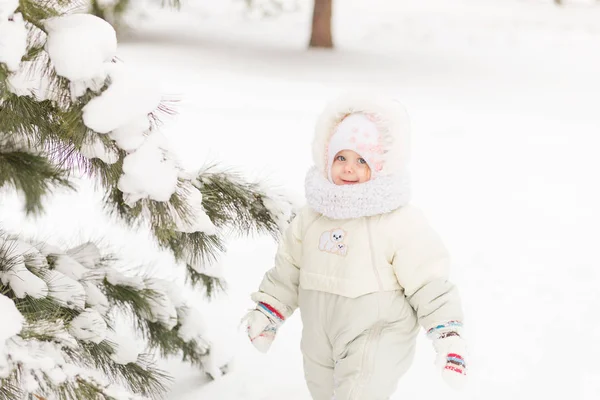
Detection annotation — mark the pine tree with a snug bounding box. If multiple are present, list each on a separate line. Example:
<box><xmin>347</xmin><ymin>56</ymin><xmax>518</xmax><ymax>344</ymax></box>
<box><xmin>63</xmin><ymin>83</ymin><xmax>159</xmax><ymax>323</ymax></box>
<box><xmin>0</xmin><ymin>0</ymin><xmax>293</xmax><ymax>398</ymax></box>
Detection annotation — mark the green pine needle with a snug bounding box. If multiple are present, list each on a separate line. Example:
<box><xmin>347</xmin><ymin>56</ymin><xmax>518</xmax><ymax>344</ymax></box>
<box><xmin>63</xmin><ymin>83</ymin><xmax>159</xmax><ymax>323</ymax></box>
<box><xmin>161</xmin><ymin>230</ymin><xmax>225</xmax><ymax>266</ymax></box>
<box><xmin>104</xmin><ymin>185</ymin><xmax>228</xmax><ymax>287</ymax></box>
<box><xmin>14</xmin><ymin>293</ymin><xmax>80</xmax><ymax>324</ymax></box>
<box><xmin>0</xmin><ymin>150</ymin><xmax>74</xmax><ymax>215</ymax></box>
<box><xmin>54</xmin><ymin>381</ymin><xmax>115</xmax><ymax>400</ymax></box>
<box><xmin>17</xmin><ymin>0</ymin><xmax>62</xmax><ymax>32</ymax></box>
<box><xmin>0</xmin><ymin>94</ymin><xmax>63</xmax><ymax>140</ymax></box>
<box><xmin>144</xmin><ymin>320</ymin><xmax>209</xmax><ymax>367</ymax></box>
<box><xmin>22</xmin><ymin>44</ymin><xmax>46</xmax><ymax>62</ymax></box>
<box><xmin>0</xmin><ymin>235</ymin><xmax>24</xmax><ymax>273</ymax></box>
<box><xmin>103</xmin><ymin>278</ymin><xmax>156</xmax><ymax>316</ymax></box>
<box><xmin>52</xmin><ymin>376</ymin><xmax>120</xmax><ymax>400</ymax></box>
<box><xmin>101</xmin><ymin>278</ymin><xmax>211</xmax><ymax>369</ymax></box>
<box><xmin>0</xmin><ymin>375</ymin><xmax>21</xmax><ymax>400</ymax></box>
<box><xmin>77</xmin><ymin>341</ymin><xmax>171</xmax><ymax>399</ymax></box>
<box><xmin>196</xmin><ymin>169</ymin><xmax>282</xmax><ymax>238</ymax></box>
<box><xmin>103</xmin><ymin>278</ymin><xmax>202</xmax><ymax>357</ymax></box>
<box><xmin>185</xmin><ymin>264</ymin><xmax>225</xmax><ymax>298</ymax></box>
<box><xmin>0</xmin><ymin>64</ymin><xmax>9</xmax><ymax>84</ymax></box>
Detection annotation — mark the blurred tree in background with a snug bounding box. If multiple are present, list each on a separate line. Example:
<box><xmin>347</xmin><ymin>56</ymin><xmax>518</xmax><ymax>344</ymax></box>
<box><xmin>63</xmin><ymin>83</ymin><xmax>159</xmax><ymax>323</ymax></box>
<box><xmin>308</xmin><ymin>0</ymin><xmax>333</xmax><ymax>48</ymax></box>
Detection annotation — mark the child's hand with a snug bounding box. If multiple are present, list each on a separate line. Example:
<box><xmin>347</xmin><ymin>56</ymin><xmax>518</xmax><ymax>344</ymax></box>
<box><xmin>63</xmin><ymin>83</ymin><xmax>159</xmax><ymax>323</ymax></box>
<box><xmin>433</xmin><ymin>334</ymin><xmax>468</xmax><ymax>390</ymax></box>
<box><xmin>243</xmin><ymin>302</ymin><xmax>285</xmax><ymax>353</ymax></box>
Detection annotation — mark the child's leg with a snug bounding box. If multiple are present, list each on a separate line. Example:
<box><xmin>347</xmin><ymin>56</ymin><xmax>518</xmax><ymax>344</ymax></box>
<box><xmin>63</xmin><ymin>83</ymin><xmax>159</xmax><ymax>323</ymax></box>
<box><xmin>332</xmin><ymin>322</ymin><xmax>417</xmax><ymax>399</ymax></box>
<box><xmin>298</xmin><ymin>289</ymin><xmax>335</xmax><ymax>399</ymax></box>
<box><xmin>301</xmin><ymin>333</ymin><xmax>334</xmax><ymax>400</ymax></box>
<box><xmin>330</xmin><ymin>291</ymin><xmax>419</xmax><ymax>400</ymax></box>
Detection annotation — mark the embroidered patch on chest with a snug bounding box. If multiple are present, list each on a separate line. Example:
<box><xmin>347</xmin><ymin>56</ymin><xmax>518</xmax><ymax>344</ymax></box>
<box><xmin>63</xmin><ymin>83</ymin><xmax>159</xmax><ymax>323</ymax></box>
<box><xmin>318</xmin><ymin>228</ymin><xmax>348</xmax><ymax>257</ymax></box>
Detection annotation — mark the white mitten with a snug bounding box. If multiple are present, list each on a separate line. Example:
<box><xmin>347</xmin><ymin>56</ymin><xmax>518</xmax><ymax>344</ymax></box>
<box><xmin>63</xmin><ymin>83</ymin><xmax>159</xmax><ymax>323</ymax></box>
<box><xmin>243</xmin><ymin>302</ymin><xmax>285</xmax><ymax>353</ymax></box>
<box><xmin>429</xmin><ymin>321</ymin><xmax>468</xmax><ymax>390</ymax></box>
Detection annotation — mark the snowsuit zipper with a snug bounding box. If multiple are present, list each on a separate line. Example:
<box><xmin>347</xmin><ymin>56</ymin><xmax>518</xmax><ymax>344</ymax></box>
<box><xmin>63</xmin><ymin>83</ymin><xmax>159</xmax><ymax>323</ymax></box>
<box><xmin>346</xmin><ymin>321</ymin><xmax>385</xmax><ymax>400</ymax></box>
<box><xmin>366</xmin><ymin>218</ymin><xmax>384</xmax><ymax>292</ymax></box>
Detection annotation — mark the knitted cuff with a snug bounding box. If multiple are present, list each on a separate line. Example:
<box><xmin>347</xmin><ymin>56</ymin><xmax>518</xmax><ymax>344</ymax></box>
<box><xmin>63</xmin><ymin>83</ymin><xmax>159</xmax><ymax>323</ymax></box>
<box><xmin>250</xmin><ymin>291</ymin><xmax>294</xmax><ymax>319</ymax></box>
<box><xmin>427</xmin><ymin>320</ymin><xmax>463</xmax><ymax>340</ymax></box>
<box><xmin>257</xmin><ymin>302</ymin><xmax>285</xmax><ymax>324</ymax></box>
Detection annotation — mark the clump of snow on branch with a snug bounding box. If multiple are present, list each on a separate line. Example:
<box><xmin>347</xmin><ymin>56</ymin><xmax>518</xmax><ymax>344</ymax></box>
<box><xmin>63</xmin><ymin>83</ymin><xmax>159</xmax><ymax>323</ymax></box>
<box><xmin>80</xmin><ymin>132</ymin><xmax>119</xmax><ymax>164</ymax></box>
<box><xmin>171</xmin><ymin>182</ymin><xmax>217</xmax><ymax>234</ymax></box>
<box><xmin>109</xmin><ymin>116</ymin><xmax>151</xmax><ymax>152</ymax></box>
<box><xmin>83</xmin><ymin>281</ymin><xmax>110</xmax><ymax>314</ymax></box>
<box><xmin>34</xmin><ymin>241</ymin><xmax>64</xmax><ymax>256</ymax></box>
<box><xmin>4</xmin><ymin>336</ymin><xmax>141</xmax><ymax>397</ymax></box>
<box><xmin>82</xmin><ymin>62</ymin><xmax>161</xmax><ymax>134</ymax></box>
<box><xmin>0</xmin><ymin>295</ymin><xmax>22</xmax><ymax>346</ymax></box>
<box><xmin>107</xmin><ymin>332</ymin><xmax>141</xmax><ymax>365</ymax></box>
<box><xmin>103</xmin><ymin>385</ymin><xmax>148</xmax><ymax>400</ymax></box>
<box><xmin>68</xmin><ymin>309</ymin><xmax>108</xmax><ymax>344</ymax></box>
<box><xmin>0</xmin><ymin>238</ymin><xmax>49</xmax><ymax>298</ymax></box>
<box><xmin>141</xmin><ymin>278</ymin><xmax>178</xmax><ymax>329</ymax></box>
<box><xmin>1</xmin><ymin>261</ymin><xmax>49</xmax><ymax>299</ymax></box>
<box><xmin>53</xmin><ymin>254</ymin><xmax>90</xmax><ymax>280</ymax></box>
<box><xmin>138</xmin><ymin>279</ymin><xmax>221</xmax><ymax>375</ymax></box>
<box><xmin>161</xmin><ymin>279</ymin><xmax>186</xmax><ymax>308</ymax></box>
<box><xmin>104</xmin><ymin>268</ymin><xmax>145</xmax><ymax>290</ymax></box>
<box><xmin>44</xmin><ymin>13</ymin><xmax>116</xmax><ymax>100</ymax></box>
<box><xmin>0</xmin><ymin>294</ymin><xmax>23</xmax><ymax>378</ymax></box>
<box><xmin>45</xmin><ymin>269</ymin><xmax>87</xmax><ymax>309</ymax></box>
<box><xmin>117</xmin><ymin>132</ymin><xmax>179</xmax><ymax>206</ymax></box>
<box><xmin>176</xmin><ymin>306</ymin><xmax>209</xmax><ymax>343</ymax></box>
<box><xmin>67</xmin><ymin>242</ymin><xmax>102</xmax><ymax>269</ymax></box>
<box><xmin>201</xmin><ymin>354</ymin><xmax>223</xmax><ymax>380</ymax></box>
<box><xmin>0</xmin><ymin>11</ymin><xmax>27</xmax><ymax>72</ymax></box>
<box><xmin>175</xmin><ymin>304</ymin><xmax>223</xmax><ymax>380</ymax></box>
<box><xmin>2</xmin><ymin>238</ymin><xmax>48</xmax><ymax>269</ymax></box>
<box><xmin>259</xmin><ymin>183</ymin><xmax>299</xmax><ymax>234</ymax></box>
<box><xmin>6</xmin><ymin>68</ymin><xmax>36</xmax><ymax>97</ymax></box>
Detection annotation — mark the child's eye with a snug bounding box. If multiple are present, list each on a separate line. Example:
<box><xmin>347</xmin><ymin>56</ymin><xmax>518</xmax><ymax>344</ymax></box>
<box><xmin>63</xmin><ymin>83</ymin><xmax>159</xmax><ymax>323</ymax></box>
<box><xmin>336</xmin><ymin>155</ymin><xmax>346</xmax><ymax>162</ymax></box>
<box><xmin>358</xmin><ymin>158</ymin><xmax>367</xmax><ymax>165</ymax></box>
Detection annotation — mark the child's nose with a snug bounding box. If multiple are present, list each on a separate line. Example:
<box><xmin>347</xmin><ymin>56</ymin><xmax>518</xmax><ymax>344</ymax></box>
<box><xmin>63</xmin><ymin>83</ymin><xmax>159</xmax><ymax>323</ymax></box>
<box><xmin>344</xmin><ymin>164</ymin><xmax>354</xmax><ymax>173</ymax></box>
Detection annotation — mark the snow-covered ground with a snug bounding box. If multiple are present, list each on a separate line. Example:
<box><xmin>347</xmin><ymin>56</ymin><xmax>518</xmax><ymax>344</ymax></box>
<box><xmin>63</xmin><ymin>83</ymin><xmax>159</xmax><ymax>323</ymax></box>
<box><xmin>2</xmin><ymin>0</ymin><xmax>600</xmax><ymax>398</ymax></box>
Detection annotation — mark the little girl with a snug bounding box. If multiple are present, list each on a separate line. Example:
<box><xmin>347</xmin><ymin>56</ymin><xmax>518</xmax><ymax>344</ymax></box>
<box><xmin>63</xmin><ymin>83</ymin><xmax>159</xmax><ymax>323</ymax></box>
<box><xmin>244</xmin><ymin>94</ymin><xmax>467</xmax><ymax>399</ymax></box>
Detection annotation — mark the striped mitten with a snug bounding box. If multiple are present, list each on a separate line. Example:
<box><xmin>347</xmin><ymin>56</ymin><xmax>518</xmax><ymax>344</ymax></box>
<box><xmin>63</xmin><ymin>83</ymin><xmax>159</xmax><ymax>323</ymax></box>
<box><xmin>244</xmin><ymin>302</ymin><xmax>285</xmax><ymax>353</ymax></box>
<box><xmin>427</xmin><ymin>321</ymin><xmax>468</xmax><ymax>390</ymax></box>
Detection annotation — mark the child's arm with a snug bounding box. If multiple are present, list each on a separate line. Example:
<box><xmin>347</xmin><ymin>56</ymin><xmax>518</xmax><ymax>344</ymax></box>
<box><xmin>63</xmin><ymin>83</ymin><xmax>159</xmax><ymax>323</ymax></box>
<box><xmin>391</xmin><ymin>207</ymin><xmax>463</xmax><ymax>328</ymax></box>
<box><xmin>250</xmin><ymin>208</ymin><xmax>304</xmax><ymax>320</ymax></box>
<box><xmin>391</xmin><ymin>206</ymin><xmax>467</xmax><ymax>388</ymax></box>
<box><xmin>245</xmin><ymin>210</ymin><xmax>304</xmax><ymax>353</ymax></box>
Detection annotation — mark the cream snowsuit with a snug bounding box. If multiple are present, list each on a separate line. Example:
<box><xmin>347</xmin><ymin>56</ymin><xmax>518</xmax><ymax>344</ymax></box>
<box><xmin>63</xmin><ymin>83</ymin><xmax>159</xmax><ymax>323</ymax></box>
<box><xmin>251</xmin><ymin>95</ymin><xmax>464</xmax><ymax>399</ymax></box>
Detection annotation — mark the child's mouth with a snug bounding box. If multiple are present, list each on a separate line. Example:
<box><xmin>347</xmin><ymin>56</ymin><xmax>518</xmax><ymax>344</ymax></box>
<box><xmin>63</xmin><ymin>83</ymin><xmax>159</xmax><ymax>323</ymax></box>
<box><xmin>341</xmin><ymin>179</ymin><xmax>358</xmax><ymax>184</ymax></box>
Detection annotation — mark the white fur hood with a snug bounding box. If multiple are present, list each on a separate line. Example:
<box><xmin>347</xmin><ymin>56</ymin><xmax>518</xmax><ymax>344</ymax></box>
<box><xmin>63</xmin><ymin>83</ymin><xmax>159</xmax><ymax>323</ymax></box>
<box><xmin>311</xmin><ymin>93</ymin><xmax>412</xmax><ymax>179</ymax></box>
<box><xmin>305</xmin><ymin>94</ymin><xmax>413</xmax><ymax>219</ymax></box>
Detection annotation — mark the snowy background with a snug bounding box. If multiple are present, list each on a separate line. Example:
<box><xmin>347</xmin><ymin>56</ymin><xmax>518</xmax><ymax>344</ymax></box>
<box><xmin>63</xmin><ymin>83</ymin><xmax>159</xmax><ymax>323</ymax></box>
<box><xmin>2</xmin><ymin>0</ymin><xmax>600</xmax><ymax>398</ymax></box>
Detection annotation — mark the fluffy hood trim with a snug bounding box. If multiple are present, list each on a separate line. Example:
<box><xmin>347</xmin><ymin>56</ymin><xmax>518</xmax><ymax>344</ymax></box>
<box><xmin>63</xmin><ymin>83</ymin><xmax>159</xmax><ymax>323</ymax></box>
<box><xmin>312</xmin><ymin>93</ymin><xmax>411</xmax><ymax>179</ymax></box>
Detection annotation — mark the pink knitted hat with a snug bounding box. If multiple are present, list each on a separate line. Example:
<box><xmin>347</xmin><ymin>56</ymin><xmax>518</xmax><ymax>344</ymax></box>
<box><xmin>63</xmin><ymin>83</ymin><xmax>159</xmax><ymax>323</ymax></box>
<box><xmin>326</xmin><ymin>113</ymin><xmax>385</xmax><ymax>182</ymax></box>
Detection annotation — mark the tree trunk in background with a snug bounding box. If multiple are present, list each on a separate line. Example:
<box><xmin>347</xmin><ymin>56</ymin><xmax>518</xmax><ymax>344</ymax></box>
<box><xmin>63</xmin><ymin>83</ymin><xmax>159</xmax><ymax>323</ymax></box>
<box><xmin>309</xmin><ymin>0</ymin><xmax>333</xmax><ymax>48</ymax></box>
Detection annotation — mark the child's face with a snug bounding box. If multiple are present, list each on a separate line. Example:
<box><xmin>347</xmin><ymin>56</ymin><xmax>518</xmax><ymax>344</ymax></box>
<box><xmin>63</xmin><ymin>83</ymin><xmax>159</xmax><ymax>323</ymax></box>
<box><xmin>330</xmin><ymin>150</ymin><xmax>371</xmax><ymax>185</ymax></box>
